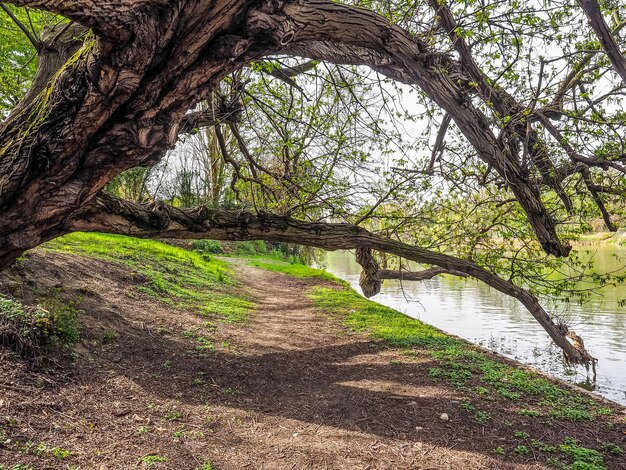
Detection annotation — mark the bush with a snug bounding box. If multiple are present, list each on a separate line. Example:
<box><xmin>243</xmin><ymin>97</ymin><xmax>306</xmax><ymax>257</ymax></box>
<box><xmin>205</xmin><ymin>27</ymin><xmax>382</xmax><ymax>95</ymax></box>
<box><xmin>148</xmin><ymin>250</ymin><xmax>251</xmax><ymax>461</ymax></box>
<box><xmin>192</xmin><ymin>240</ymin><xmax>224</xmax><ymax>254</ymax></box>
<box><xmin>191</xmin><ymin>239</ymin><xmax>306</xmax><ymax>263</ymax></box>
<box><xmin>233</xmin><ymin>240</ymin><xmax>267</xmax><ymax>255</ymax></box>
<box><xmin>41</xmin><ymin>291</ymin><xmax>81</xmax><ymax>344</ymax></box>
<box><xmin>0</xmin><ymin>293</ymin><xmax>81</xmax><ymax>358</ymax></box>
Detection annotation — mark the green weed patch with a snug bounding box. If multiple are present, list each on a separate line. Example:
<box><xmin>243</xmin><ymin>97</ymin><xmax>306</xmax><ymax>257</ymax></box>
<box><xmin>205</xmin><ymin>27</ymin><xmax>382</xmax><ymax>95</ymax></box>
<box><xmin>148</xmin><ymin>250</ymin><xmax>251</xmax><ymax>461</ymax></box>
<box><xmin>249</xmin><ymin>260</ymin><xmax>345</xmax><ymax>283</ymax></box>
<box><xmin>0</xmin><ymin>292</ymin><xmax>81</xmax><ymax>358</ymax></box>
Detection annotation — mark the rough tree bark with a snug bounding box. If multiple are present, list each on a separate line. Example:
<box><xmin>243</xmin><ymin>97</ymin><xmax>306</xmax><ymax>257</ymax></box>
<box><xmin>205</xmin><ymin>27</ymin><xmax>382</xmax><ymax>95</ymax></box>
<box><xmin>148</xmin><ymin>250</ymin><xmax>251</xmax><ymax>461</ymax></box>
<box><xmin>355</xmin><ymin>247</ymin><xmax>467</xmax><ymax>296</ymax></box>
<box><xmin>0</xmin><ymin>0</ymin><xmax>276</xmax><ymax>268</ymax></box>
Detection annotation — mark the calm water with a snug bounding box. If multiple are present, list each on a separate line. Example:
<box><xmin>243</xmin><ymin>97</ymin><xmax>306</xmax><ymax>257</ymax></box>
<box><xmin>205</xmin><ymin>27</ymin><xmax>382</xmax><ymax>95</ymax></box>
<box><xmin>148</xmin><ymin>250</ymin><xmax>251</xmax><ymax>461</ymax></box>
<box><xmin>324</xmin><ymin>243</ymin><xmax>626</xmax><ymax>405</ymax></box>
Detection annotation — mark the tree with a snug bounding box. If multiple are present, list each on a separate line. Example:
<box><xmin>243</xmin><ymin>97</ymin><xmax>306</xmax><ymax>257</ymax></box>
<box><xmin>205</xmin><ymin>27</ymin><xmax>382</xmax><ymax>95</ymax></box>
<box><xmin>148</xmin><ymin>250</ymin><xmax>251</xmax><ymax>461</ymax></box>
<box><xmin>1</xmin><ymin>0</ymin><xmax>626</xmax><ymax>366</ymax></box>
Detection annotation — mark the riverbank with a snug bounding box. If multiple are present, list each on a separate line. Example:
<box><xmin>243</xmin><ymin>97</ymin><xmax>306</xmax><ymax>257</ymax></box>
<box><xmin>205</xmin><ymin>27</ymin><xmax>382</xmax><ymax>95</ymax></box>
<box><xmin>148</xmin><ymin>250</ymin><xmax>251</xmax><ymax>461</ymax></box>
<box><xmin>576</xmin><ymin>231</ymin><xmax>626</xmax><ymax>245</ymax></box>
<box><xmin>0</xmin><ymin>235</ymin><xmax>624</xmax><ymax>469</ymax></box>
<box><xmin>324</xmin><ymin>242</ymin><xmax>626</xmax><ymax>406</ymax></box>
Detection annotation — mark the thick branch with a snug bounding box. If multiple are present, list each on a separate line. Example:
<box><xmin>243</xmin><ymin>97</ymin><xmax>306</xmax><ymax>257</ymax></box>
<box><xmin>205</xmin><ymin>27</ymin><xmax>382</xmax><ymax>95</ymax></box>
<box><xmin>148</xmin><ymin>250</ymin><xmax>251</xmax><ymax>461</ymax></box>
<box><xmin>181</xmin><ymin>102</ymin><xmax>243</xmax><ymax>134</ymax></box>
<box><xmin>0</xmin><ymin>0</ymin><xmax>259</xmax><ymax>257</ymax></box>
<box><xmin>67</xmin><ymin>193</ymin><xmax>595</xmax><ymax>367</ymax></box>
<box><xmin>1</xmin><ymin>0</ymin><xmax>138</xmax><ymax>41</ymax></box>
<box><xmin>355</xmin><ymin>246</ymin><xmax>381</xmax><ymax>298</ymax></box>
<box><xmin>578</xmin><ymin>0</ymin><xmax>626</xmax><ymax>84</ymax></box>
<box><xmin>270</xmin><ymin>0</ymin><xmax>569</xmax><ymax>257</ymax></box>
<box><xmin>429</xmin><ymin>0</ymin><xmax>572</xmax><ymax>212</ymax></box>
<box><xmin>355</xmin><ymin>246</ymin><xmax>468</xmax><ymax>295</ymax></box>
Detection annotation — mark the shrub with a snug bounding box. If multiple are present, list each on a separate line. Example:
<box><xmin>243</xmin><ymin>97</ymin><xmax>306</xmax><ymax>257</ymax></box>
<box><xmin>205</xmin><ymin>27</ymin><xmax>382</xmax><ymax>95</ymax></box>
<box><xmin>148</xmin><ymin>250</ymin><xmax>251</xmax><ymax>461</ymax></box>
<box><xmin>232</xmin><ymin>240</ymin><xmax>267</xmax><ymax>255</ymax></box>
<box><xmin>192</xmin><ymin>240</ymin><xmax>224</xmax><ymax>254</ymax></box>
<box><xmin>0</xmin><ymin>294</ymin><xmax>80</xmax><ymax>358</ymax></box>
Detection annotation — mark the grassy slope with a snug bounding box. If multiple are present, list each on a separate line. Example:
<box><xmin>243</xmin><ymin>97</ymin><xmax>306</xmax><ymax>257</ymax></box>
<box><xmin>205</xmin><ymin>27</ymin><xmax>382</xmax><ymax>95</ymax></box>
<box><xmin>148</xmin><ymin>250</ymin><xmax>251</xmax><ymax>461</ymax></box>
<box><xmin>44</xmin><ymin>233</ymin><xmax>254</xmax><ymax>322</ymax></box>
<box><xmin>252</xmin><ymin>261</ymin><xmax>624</xmax><ymax>470</ymax></box>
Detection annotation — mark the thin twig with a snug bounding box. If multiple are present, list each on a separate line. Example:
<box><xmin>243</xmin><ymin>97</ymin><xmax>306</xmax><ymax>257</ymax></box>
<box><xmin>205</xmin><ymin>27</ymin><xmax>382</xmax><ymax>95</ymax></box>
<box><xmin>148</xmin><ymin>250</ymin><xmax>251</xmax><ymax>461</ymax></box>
<box><xmin>1</xmin><ymin>5</ymin><xmax>40</xmax><ymax>51</ymax></box>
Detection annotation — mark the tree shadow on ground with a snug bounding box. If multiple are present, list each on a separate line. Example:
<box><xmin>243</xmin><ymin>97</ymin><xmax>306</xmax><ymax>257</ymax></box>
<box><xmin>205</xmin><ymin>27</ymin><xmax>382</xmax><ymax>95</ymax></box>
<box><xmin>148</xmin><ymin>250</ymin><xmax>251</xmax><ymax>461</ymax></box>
<box><xmin>70</xmin><ymin>301</ymin><xmax>607</xmax><ymax>467</ymax></box>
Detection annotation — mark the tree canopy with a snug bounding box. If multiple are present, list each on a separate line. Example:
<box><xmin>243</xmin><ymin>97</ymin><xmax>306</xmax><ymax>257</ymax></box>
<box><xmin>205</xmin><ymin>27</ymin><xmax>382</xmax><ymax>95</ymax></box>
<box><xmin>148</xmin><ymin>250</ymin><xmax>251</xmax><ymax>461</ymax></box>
<box><xmin>1</xmin><ymin>0</ymin><xmax>626</xmax><ymax>366</ymax></box>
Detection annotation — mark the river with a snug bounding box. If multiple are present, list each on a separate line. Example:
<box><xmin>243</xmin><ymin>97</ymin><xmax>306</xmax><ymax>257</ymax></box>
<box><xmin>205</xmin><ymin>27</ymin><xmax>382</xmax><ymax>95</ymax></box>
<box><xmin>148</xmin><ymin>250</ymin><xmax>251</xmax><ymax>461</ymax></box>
<box><xmin>323</xmin><ymin>242</ymin><xmax>626</xmax><ymax>405</ymax></box>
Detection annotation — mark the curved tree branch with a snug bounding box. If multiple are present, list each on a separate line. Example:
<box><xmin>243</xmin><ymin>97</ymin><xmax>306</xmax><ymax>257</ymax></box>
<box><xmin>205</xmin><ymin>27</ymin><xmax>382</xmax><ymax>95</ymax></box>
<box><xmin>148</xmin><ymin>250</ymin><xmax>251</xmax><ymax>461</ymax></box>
<box><xmin>0</xmin><ymin>0</ymin><xmax>138</xmax><ymax>41</ymax></box>
<box><xmin>428</xmin><ymin>0</ymin><xmax>573</xmax><ymax>213</ymax></box>
<box><xmin>66</xmin><ymin>192</ymin><xmax>595</xmax><ymax>368</ymax></box>
<box><xmin>378</xmin><ymin>267</ymin><xmax>468</xmax><ymax>281</ymax></box>
<box><xmin>181</xmin><ymin>101</ymin><xmax>243</xmax><ymax>134</ymax></box>
<box><xmin>268</xmin><ymin>0</ymin><xmax>570</xmax><ymax>257</ymax></box>
<box><xmin>0</xmin><ymin>0</ymin><xmax>573</xmax><ymax>264</ymax></box>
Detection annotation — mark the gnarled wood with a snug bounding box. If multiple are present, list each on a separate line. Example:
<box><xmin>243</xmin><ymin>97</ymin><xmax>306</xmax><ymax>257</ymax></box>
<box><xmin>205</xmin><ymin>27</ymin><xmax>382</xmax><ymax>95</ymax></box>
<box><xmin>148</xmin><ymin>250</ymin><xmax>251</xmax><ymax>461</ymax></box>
<box><xmin>65</xmin><ymin>192</ymin><xmax>596</xmax><ymax>368</ymax></box>
<box><xmin>0</xmin><ymin>0</ymin><xmax>619</xmax><ymax>371</ymax></box>
<box><xmin>0</xmin><ymin>0</ymin><xmax>267</xmax><ymax>265</ymax></box>
<box><xmin>355</xmin><ymin>247</ymin><xmax>381</xmax><ymax>298</ymax></box>
<box><xmin>0</xmin><ymin>0</ymin><xmax>572</xmax><ymax>265</ymax></box>
<box><xmin>356</xmin><ymin>247</ymin><xmax>469</xmax><ymax>295</ymax></box>
<box><xmin>276</xmin><ymin>0</ymin><xmax>569</xmax><ymax>256</ymax></box>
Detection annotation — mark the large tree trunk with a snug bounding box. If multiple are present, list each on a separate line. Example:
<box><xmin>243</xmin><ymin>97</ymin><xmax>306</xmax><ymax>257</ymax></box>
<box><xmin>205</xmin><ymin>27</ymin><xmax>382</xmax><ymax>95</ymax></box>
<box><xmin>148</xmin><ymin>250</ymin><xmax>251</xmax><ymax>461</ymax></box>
<box><xmin>0</xmin><ymin>0</ymin><xmax>266</xmax><ymax>268</ymax></box>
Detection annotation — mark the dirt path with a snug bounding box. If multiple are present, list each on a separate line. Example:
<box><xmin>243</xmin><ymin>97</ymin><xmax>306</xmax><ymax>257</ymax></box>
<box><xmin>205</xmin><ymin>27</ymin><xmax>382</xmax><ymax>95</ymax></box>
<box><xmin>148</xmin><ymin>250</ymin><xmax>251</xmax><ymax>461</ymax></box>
<box><xmin>0</xmin><ymin>253</ymin><xmax>623</xmax><ymax>469</ymax></box>
<box><xmin>229</xmin><ymin>260</ymin><xmax>349</xmax><ymax>353</ymax></box>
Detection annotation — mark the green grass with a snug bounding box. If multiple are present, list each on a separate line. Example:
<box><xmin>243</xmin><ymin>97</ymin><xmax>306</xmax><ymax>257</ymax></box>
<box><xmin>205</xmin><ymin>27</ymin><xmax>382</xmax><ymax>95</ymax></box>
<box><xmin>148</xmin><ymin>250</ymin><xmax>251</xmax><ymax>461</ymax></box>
<box><xmin>198</xmin><ymin>239</ymin><xmax>306</xmax><ymax>263</ymax></box>
<box><xmin>39</xmin><ymin>287</ymin><xmax>82</xmax><ymax>343</ymax></box>
<box><xmin>559</xmin><ymin>438</ymin><xmax>607</xmax><ymax>470</ymax></box>
<box><xmin>164</xmin><ymin>410</ymin><xmax>183</xmax><ymax>421</ymax></box>
<box><xmin>514</xmin><ymin>445</ymin><xmax>530</xmax><ymax>455</ymax></box>
<box><xmin>531</xmin><ymin>439</ymin><xmax>558</xmax><ymax>452</ymax></box>
<box><xmin>7</xmin><ymin>441</ymin><xmax>73</xmax><ymax>462</ymax></box>
<box><xmin>600</xmin><ymin>443</ymin><xmax>623</xmax><ymax>456</ymax></box>
<box><xmin>309</xmin><ymin>287</ymin><xmax>453</xmax><ymax>348</ymax></box>
<box><xmin>549</xmin><ymin>407</ymin><xmax>593</xmax><ymax>421</ymax></box>
<box><xmin>44</xmin><ymin>233</ymin><xmax>254</xmax><ymax>322</ymax></box>
<box><xmin>249</xmin><ymin>259</ymin><xmax>346</xmax><ymax>283</ymax></box>
<box><xmin>139</xmin><ymin>454</ymin><xmax>168</xmax><ymax>466</ymax></box>
<box><xmin>195</xmin><ymin>465</ymin><xmax>214</xmax><ymax>470</ymax></box>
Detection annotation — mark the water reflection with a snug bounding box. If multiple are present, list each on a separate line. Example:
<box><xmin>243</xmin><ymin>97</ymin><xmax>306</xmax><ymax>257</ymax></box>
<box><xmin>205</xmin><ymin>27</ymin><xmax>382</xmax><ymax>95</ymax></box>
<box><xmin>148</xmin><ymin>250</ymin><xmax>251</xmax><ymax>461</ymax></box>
<box><xmin>576</xmin><ymin>377</ymin><xmax>597</xmax><ymax>392</ymax></box>
<box><xmin>324</xmin><ymin>244</ymin><xmax>626</xmax><ymax>405</ymax></box>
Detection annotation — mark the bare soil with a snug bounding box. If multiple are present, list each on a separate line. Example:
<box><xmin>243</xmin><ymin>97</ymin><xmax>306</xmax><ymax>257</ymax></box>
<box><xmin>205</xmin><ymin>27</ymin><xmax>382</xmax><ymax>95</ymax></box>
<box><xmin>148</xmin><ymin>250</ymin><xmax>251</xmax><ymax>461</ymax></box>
<box><xmin>0</xmin><ymin>251</ymin><xmax>624</xmax><ymax>469</ymax></box>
